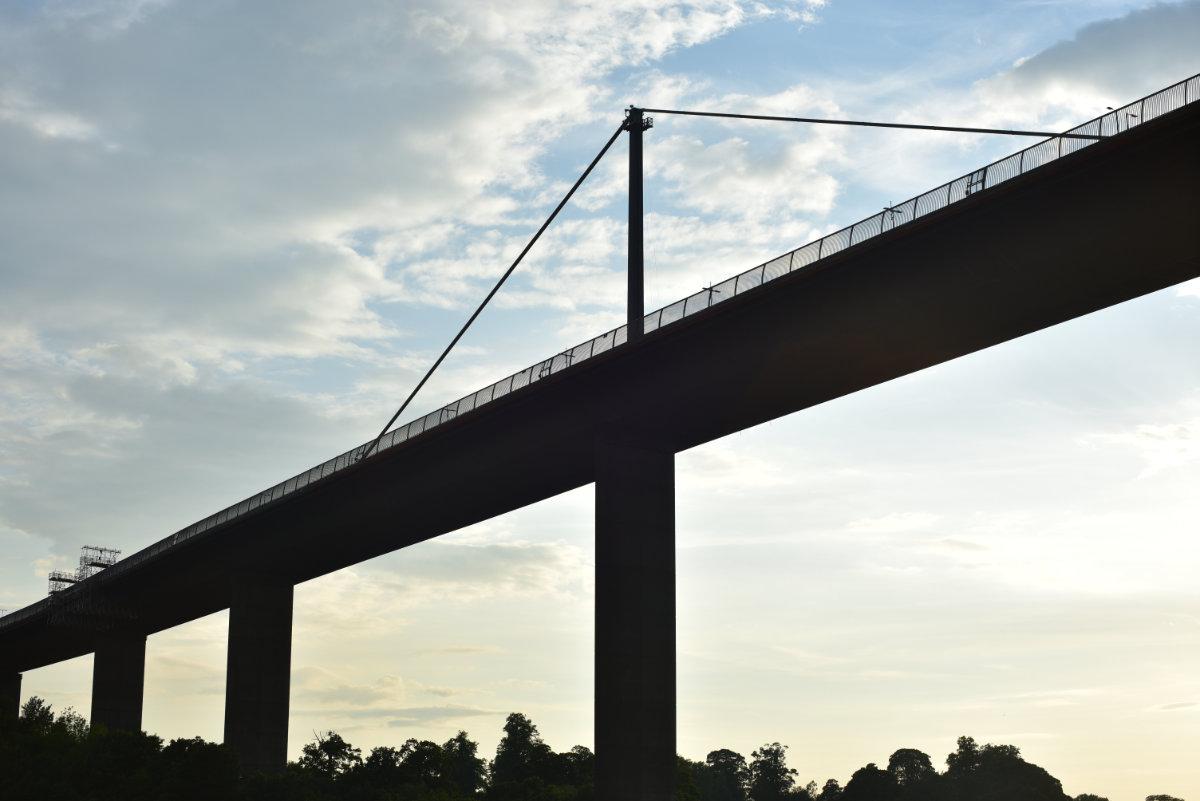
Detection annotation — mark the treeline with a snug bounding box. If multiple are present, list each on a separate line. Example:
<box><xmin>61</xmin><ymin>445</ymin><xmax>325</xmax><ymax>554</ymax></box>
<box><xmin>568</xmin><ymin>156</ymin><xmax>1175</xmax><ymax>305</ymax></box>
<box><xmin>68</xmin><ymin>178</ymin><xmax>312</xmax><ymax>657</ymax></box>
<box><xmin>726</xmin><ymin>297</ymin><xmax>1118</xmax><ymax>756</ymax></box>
<box><xmin>0</xmin><ymin>697</ymin><xmax>1185</xmax><ymax>801</ymax></box>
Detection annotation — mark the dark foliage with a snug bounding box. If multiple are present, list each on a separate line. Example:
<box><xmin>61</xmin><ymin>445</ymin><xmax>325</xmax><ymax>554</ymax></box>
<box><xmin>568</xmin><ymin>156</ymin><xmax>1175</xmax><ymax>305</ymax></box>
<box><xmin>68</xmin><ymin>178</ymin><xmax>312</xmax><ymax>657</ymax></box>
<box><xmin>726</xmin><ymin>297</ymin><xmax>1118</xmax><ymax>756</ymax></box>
<box><xmin>0</xmin><ymin>697</ymin><xmax>1171</xmax><ymax>801</ymax></box>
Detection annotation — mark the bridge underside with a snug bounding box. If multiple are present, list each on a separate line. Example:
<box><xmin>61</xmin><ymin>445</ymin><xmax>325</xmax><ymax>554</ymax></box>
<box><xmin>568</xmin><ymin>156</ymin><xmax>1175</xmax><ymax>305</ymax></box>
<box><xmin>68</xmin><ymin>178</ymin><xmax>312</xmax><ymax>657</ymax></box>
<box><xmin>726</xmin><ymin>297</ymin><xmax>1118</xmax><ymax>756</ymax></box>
<box><xmin>1</xmin><ymin>94</ymin><xmax>1197</xmax><ymax>789</ymax></box>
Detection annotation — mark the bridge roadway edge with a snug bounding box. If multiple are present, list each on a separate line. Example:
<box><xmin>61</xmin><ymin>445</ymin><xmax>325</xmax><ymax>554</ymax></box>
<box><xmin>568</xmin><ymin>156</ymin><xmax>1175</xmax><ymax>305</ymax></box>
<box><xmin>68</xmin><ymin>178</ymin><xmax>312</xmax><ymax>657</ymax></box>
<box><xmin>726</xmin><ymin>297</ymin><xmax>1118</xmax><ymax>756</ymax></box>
<box><xmin>1</xmin><ymin>99</ymin><xmax>1197</xmax><ymax>678</ymax></box>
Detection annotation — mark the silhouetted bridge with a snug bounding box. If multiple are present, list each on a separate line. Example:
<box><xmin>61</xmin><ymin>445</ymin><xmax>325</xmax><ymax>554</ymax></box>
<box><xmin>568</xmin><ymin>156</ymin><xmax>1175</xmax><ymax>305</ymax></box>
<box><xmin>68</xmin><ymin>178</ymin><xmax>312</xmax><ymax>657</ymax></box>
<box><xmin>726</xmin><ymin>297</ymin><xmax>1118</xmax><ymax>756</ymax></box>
<box><xmin>3</xmin><ymin>76</ymin><xmax>1199</xmax><ymax>799</ymax></box>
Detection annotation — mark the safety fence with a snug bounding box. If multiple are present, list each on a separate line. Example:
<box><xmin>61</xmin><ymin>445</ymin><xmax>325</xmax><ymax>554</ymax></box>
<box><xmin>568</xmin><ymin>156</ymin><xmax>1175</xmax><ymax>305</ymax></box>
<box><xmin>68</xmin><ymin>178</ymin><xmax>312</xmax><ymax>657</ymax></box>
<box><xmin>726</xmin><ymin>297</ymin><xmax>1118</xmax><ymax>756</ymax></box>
<box><xmin>3</xmin><ymin>72</ymin><xmax>1197</xmax><ymax>630</ymax></box>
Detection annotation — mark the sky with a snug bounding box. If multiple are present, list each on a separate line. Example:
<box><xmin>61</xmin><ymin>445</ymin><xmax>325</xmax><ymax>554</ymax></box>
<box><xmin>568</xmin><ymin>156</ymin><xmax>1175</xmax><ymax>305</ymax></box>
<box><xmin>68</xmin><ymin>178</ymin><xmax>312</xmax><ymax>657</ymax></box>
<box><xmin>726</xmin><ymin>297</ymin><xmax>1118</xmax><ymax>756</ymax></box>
<box><xmin>2</xmin><ymin>1</ymin><xmax>1199</xmax><ymax>799</ymax></box>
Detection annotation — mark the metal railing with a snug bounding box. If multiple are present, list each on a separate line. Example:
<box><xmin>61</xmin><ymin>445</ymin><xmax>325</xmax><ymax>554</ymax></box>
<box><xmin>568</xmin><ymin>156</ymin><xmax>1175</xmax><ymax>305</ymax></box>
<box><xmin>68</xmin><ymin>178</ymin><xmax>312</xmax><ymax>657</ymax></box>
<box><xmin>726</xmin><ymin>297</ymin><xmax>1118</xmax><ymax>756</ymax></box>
<box><xmin>3</xmin><ymin>73</ymin><xmax>1197</xmax><ymax>630</ymax></box>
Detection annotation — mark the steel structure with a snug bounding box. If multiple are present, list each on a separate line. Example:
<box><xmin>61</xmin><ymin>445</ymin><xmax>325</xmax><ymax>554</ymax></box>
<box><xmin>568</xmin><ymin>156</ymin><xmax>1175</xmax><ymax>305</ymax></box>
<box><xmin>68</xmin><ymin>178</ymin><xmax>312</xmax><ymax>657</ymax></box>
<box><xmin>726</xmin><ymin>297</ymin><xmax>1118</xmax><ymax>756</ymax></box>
<box><xmin>45</xmin><ymin>546</ymin><xmax>121</xmax><ymax>594</ymax></box>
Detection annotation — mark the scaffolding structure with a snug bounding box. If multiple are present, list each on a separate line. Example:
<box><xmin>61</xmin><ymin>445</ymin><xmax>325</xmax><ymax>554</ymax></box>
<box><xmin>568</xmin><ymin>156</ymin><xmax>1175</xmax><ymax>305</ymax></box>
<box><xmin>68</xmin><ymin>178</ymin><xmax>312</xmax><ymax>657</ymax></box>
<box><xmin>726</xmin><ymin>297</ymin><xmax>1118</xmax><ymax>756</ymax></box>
<box><xmin>47</xmin><ymin>545</ymin><xmax>121</xmax><ymax>594</ymax></box>
<box><xmin>48</xmin><ymin>570</ymin><xmax>79</xmax><ymax>594</ymax></box>
<box><xmin>77</xmin><ymin>545</ymin><xmax>121</xmax><ymax>579</ymax></box>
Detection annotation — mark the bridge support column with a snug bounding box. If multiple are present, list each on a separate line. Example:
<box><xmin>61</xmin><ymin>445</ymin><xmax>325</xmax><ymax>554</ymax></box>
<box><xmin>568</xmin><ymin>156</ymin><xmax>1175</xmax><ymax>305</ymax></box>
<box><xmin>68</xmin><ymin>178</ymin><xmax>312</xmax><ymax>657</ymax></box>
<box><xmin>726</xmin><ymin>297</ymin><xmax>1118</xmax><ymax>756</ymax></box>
<box><xmin>225</xmin><ymin>575</ymin><xmax>292</xmax><ymax>774</ymax></box>
<box><xmin>91</xmin><ymin>631</ymin><xmax>145</xmax><ymax>731</ymax></box>
<box><xmin>3</xmin><ymin>672</ymin><xmax>20</xmax><ymax>720</ymax></box>
<box><xmin>595</xmin><ymin>435</ymin><xmax>675</xmax><ymax>801</ymax></box>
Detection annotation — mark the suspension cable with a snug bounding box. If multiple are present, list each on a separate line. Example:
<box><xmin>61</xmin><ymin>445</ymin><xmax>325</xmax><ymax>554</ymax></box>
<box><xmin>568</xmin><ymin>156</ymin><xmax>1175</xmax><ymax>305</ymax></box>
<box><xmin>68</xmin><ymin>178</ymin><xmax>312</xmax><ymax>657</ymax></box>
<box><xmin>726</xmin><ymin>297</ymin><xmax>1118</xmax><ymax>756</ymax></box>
<box><xmin>639</xmin><ymin>107</ymin><xmax>1105</xmax><ymax>140</ymax></box>
<box><xmin>358</xmin><ymin>121</ymin><xmax>627</xmax><ymax>462</ymax></box>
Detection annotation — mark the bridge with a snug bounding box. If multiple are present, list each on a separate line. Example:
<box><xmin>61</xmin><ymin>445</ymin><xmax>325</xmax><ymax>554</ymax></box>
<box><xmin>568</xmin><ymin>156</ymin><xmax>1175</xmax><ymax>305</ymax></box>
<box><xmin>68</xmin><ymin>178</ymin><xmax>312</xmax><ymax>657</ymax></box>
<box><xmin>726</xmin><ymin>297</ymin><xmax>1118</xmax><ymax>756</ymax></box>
<box><xmin>2</xmin><ymin>75</ymin><xmax>1198</xmax><ymax>799</ymax></box>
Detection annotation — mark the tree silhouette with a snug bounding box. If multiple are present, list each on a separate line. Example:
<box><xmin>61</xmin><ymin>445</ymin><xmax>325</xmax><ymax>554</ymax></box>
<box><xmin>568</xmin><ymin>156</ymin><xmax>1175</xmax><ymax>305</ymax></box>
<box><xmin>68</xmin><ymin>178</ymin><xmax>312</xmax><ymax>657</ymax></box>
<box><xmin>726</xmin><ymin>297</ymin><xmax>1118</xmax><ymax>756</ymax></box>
<box><xmin>0</xmin><ymin>702</ymin><xmax>1162</xmax><ymax>801</ymax></box>
<box><xmin>748</xmin><ymin>742</ymin><xmax>797</xmax><ymax>801</ymax></box>
<box><xmin>945</xmin><ymin>736</ymin><xmax>981</xmax><ymax>775</ymax></box>
<box><xmin>491</xmin><ymin>712</ymin><xmax>555</xmax><ymax>788</ymax></box>
<box><xmin>18</xmin><ymin>697</ymin><xmax>54</xmax><ymax>732</ymax></box>
<box><xmin>701</xmin><ymin>748</ymin><xmax>749</xmax><ymax>801</ymax></box>
<box><xmin>817</xmin><ymin>778</ymin><xmax>843</xmax><ymax>800</ymax></box>
<box><xmin>155</xmin><ymin>736</ymin><xmax>239</xmax><ymax>801</ymax></box>
<box><xmin>298</xmin><ymin>730</ymin><xmax>362</xmax><ymax>778</ymax></box>
<box><xmin>841</xmin><ymin>762</ymin><xmax>897</xmax><ymax>801</ymax></box>
<box><xmin>443</xmin><ymin>729</ymin><xmax>487</xmax><ymax>795</ymax></box>
<box><xmin>886</xmin><ymin>748</ymin><xmax>935</xmax><ymax>788</ymax></box>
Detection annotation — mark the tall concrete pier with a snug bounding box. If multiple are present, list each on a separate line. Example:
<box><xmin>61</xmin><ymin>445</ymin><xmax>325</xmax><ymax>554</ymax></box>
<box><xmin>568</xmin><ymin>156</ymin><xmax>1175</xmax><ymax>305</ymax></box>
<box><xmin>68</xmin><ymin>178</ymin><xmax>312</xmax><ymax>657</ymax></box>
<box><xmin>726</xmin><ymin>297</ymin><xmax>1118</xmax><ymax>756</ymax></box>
<box><xmin>91</xmin><ymin>631</ymin><xmax>146</xmax><ymax>732</ymax></box>
<box><xmin>595</xmin><ymin>436</ymin><xmax>676</xmax><ymax>800</ymax></box>
<box><xmin>3</xmin><ymin>672</ymin><xmax>20</xmax><ymax>720</ymax></box>
<box><xmin>224</xmin><ymin>576</ymin><xmax>293</xmax><ymax>774</ymax></box>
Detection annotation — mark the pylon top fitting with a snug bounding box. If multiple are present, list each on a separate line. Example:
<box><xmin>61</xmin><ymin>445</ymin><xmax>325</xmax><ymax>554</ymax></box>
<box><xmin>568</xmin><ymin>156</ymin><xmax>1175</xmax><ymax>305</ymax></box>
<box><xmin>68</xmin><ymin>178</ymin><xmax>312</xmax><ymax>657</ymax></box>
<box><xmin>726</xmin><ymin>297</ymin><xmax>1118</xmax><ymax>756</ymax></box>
<box><xmin>624</xmin><ymin>107</ymin><xmax>654</xmax><ymax>131</ymax></box>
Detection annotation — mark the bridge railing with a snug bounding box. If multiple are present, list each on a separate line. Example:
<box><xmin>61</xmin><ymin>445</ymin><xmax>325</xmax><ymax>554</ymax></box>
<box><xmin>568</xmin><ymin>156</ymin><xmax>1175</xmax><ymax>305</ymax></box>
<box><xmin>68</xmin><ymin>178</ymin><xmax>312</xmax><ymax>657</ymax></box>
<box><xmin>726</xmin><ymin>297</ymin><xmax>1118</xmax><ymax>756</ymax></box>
<box><xmin>3</xmin><ymin>73</ymin><xmax>1197</xmax><ymax>630</ymax></box>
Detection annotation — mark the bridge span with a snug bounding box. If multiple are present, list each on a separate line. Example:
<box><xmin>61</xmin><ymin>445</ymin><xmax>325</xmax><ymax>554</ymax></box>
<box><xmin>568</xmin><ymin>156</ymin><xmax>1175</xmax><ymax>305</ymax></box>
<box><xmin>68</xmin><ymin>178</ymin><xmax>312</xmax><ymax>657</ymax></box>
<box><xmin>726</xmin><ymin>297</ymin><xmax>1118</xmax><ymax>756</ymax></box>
<box><xmin>2</xmin><ymin>77</ymin><xmax>1198</xmax><ymax>798</ymax></box>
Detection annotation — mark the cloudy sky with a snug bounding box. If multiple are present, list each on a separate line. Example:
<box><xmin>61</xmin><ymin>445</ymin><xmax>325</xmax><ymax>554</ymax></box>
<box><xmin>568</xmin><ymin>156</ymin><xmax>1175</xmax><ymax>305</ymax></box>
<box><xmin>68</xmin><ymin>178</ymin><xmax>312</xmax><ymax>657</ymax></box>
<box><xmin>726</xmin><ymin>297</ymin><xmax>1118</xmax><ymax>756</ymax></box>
<box><xmin>3</xmin><ymin>0</ymin><xmax>1200</xmax><ymax>798</ymax></box>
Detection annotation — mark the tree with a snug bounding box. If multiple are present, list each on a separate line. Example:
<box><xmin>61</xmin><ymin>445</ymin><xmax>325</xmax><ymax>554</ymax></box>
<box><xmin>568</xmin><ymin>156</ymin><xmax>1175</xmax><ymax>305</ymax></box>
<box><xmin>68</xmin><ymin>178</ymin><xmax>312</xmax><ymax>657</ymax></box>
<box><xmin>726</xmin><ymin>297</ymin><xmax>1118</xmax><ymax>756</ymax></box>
<box><xmin>19</xmin><ymin>696</ymin><xmax>55</xmax><ymax>732</ymax></box>
<box><xmin>943</xmin><ymin>737</ymin><xmax>1068</xmax><ymax>801</ymax></box>
<box><xmin>945</xmin><ymin>736</ymin><xmax>980</xmax><ymax>775</ymax></box>
<box><xmin>748</xmin><ymin>742</ymin><xmax>797</xmax><ymax>801</ymax></box>
<box><xmin>886</xmin><ymin>748</ymin><xmax>936</xmax><ymax>787</ymax></box>
<box><xmin>704</xmin><ymin>748</ymin><xmax>750</xmax><ymax>801</ymax></box>
<box><xmin>155</xmin><ymin>737</ymin><xmax>240</xmax><ymax>801</ymax></box>
<box><xmin>1146</xmin><ymin>796</ymin><xmax>1185</xmax><ymax>801</ymax></box>
<box><xmin>298</xmin><ymin>730</ymin><xmax>362</xmax><ymax>778</ymax></box>
<box><xmin>1074</xmin><ymin>795</ymin><xmax>1110</xmax><ymax>801</ymax></box>
<box><xmin>676</xmin><ymin>756</ymin><xmax>704</xmax><ymax>801</ymax></box>
<box><xmin>490</xmin><ymin>712</ymin><xmax>554</xmax><ymax>789</ymax></box>
<box><xmin>395</xmin><ymin>737</ymin><xmax>446</xmax><ymax>788</ymax></box>
<box><xmin>551</xmin><ymin>744</ymin><xmax>594</xmax><ymax>789</ymax></box>
<box><xmin>443</xmin><ymin>730</ymin><xmax>487</xmax><ymax>795</ymax></box>
<box><xmin>358</xmin><ymin>744</ymin><xmax>404</xmax><ymax>785</ymax></box>
<box><xmin>55</xmin><ymin>707</ymin><xmax>88</xmax><ymax>740</ymax></box>
<box><xmin>841</xmin><ymin>763</ymin><xmax>897</xmax><ymax>801</ymax></box>
<box><xmin>817</xmin><ymin>779</ymin><xmax>843</xmax><ymax>800</ymax></box>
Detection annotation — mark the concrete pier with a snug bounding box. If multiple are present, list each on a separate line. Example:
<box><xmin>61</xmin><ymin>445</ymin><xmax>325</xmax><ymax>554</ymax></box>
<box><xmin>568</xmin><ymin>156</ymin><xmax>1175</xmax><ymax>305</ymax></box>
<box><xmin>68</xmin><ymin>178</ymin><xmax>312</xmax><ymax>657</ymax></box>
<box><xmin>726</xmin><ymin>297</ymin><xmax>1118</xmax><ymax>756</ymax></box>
<box><xmin>3</xmin><ymin>672</ymin><xmax>20</xmax><ymax>720</ymax></box>
<box><xmin>91</xmin><ymin>631</ymin><xmax>146</xmax><ymax>732</ymax></box>
<box><xmin>594</xmin><ymin>436</ymin><xmax>676</xmax><ymax>801</ymax></box>
<box><xmin>224</xmin><ymin>575</ymin><xmax>293</xmax><ymax>774</ymax></box>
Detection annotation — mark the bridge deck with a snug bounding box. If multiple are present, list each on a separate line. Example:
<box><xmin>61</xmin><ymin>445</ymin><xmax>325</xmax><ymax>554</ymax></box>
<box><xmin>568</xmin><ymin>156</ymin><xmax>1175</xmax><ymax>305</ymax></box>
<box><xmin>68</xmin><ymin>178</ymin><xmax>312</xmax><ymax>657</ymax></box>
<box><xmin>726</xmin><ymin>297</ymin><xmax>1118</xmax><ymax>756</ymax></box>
<box><xmin>3</xmin><ymin>82</ymin><xmax>1198</xmax><ymax>673</ymax></box>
